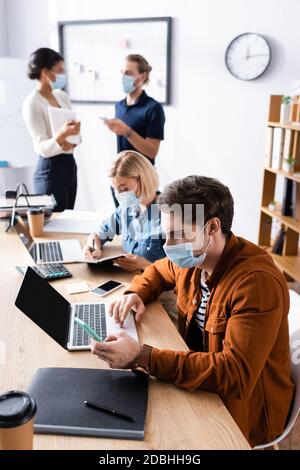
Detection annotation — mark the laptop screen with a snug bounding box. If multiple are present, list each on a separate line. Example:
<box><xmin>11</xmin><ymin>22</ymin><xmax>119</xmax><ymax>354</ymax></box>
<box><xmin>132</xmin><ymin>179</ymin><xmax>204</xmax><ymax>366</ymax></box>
<box><xmin>13</xmin><ymin>216</ymin><xmax>35</xmax><ymax>255</ymax></box>
<box><xmin>15</xmin><ymin>267</ymin><xmax>70</xmax><ymax>349</ymax></box>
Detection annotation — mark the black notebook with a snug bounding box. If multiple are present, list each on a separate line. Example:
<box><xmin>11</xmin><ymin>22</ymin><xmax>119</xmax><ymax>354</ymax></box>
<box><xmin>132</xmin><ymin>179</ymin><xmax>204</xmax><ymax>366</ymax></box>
<box><xmin>27</xmin><ymin>367</ymin><xmax>149</xmax><ymax>440</ymax></box>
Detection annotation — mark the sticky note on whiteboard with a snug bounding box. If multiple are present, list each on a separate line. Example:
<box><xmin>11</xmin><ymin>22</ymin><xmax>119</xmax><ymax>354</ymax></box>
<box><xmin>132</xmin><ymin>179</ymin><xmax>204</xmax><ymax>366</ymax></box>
<box><xmin>0</xmin><ymin>80</ymin><xmax>6</xmax><ymax>105</ymax></box>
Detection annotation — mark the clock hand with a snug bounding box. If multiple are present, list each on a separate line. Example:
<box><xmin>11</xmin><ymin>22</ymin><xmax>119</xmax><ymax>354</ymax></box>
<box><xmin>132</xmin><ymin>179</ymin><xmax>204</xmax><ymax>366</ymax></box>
<box><xmin>246</xmin><ymin>45</ymin><xmax>250</xmax><ymax>60</ymax></box>
<box><xmin>247</xmin><ymin>53</ymin><xmax>268</xmax><ymax>58</ymax></box>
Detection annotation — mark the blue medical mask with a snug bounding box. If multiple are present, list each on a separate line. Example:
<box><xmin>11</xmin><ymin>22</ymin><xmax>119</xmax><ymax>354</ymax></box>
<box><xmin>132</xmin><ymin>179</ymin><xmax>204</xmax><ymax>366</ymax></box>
<box><xmin>115</xmin><ymin>190</ymin><xmax>140</xmax><ymax>209</ymax></box>
<box><xmin>163</xmin><ymin>224</ymin><xmax>211</xmax><ymax>268</ymax></box>
<box><xmin>122</xmin><ymin>75</ymin><xmax>136</xmax><ymax>94</ymax></box>
<box><xmin>50</xmin><ymin>73</ymin><xmax>67</xmax><ymax>90</ymax></box>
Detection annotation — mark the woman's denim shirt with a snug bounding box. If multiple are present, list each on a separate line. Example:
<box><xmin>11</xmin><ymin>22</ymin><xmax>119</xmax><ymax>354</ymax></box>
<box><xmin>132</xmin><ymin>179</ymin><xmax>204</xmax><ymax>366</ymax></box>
<box><xmin>96</xmin><ymin>202</ymin><xmax>165</xmax><ymax>263</ymax></box>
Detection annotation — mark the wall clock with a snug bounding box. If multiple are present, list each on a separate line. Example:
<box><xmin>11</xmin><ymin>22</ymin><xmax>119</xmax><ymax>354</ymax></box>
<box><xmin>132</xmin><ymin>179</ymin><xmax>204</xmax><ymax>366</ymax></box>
<box><xmin>225</xmin><ymin>33</ymin><xmax>271</xmax><ymax>80</ymax></box>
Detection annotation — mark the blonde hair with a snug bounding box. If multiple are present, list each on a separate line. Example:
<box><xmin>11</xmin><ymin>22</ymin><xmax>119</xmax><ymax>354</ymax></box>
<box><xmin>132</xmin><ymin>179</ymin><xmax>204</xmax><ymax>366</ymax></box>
<box><xmin>126</xmin><ymin>54</ymin><xmax>152</xmax><ymax>85</ymax></box>
<box><xmin>109</xmin><ymin>151</ymin><xmax>159</xmax><ymax>205</ymax></box>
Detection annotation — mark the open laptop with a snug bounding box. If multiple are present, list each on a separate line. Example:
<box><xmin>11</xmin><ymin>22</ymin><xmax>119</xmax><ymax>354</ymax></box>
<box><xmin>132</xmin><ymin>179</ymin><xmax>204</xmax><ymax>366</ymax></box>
<box><xmin>15</xmin><ymin>267</ymin><xmax>138</xmax><ymax>351</ymax></box>
<box><xmin>13</xmin><ymin>215</ymin><xmax>84</xmax><ymax>264</ymax></box>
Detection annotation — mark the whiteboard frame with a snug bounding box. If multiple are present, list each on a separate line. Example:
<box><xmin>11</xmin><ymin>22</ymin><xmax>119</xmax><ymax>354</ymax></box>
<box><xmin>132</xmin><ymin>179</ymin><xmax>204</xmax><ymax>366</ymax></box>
<box><xmin>58</xmin><ymin>16</ymin><xmax>172</xmax><ymax>105</ymax></box>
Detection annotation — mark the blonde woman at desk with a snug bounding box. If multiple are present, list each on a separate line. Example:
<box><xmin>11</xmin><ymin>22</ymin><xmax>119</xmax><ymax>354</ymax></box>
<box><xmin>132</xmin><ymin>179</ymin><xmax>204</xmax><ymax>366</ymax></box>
<box><xmin>23</xmin><ymin>48</ymin><xmax>81</xmax><ymax>212</ymax></box>
<box><xmin>83</xmin><ymin>151</ymin><xmax>165</xmax><ymax>272</ymax></box>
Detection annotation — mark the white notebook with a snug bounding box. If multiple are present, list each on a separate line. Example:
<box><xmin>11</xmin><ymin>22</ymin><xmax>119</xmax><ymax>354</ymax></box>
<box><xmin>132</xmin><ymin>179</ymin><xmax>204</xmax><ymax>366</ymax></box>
<box><xmin>271</xmin><ymin>128</ymin><xmax>284</xmax><ymax>170</ymax></box>
<box><xmin>48</xmin><ymin>107</ymin><xmax>81</xmax><ymax>145</ymax></box>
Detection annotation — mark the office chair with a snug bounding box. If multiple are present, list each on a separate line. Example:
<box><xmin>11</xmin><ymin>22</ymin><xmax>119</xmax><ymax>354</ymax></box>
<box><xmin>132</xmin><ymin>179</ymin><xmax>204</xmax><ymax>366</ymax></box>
<box><xmin>254</xmin><ymin>289</ymin><xmax>300</xmax><ymax>450</ymax></box>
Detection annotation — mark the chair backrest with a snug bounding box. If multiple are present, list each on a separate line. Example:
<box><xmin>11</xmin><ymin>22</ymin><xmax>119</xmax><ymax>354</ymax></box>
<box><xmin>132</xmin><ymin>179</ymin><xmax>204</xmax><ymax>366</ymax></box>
<box><xmin>285</xmin><ymin>290</ymin><xmax>300</xmax><ymax>434</ymax></box>
<box><xmin>254</xmin><ymin>290</ymin><xmax>300</xmax><ymax>448</ymax></box>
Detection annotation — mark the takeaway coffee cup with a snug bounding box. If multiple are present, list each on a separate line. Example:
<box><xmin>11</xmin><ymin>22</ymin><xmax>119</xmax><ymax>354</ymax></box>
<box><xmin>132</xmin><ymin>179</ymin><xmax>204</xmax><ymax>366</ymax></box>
<box><xmin>0</xmin><ymin>390</ymin><xmax>36</xmax><ymax>450</ymax></box>
<box><xmin>26</xmin><ymin>208</ymin><xmax>44</xmax><ymax>237</ymax></box>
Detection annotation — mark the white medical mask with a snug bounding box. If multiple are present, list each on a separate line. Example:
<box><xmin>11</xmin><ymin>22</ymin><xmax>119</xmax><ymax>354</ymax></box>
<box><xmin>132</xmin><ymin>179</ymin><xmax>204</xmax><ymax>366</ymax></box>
<box><xmin>122</xmin><ymin>75</ymin><xmax>136</xmax><ymax>94</ymax></box>
<box><xmin>163</xmin><ymin>223</ymin><xmax>211</xmax><ymax>268</ymax></box>
<box><xmin>50</xmin><ymin>73</ymin><xmax>67</xmax><ymax>90</ymax></box>
<box><xmin>115</xmin><ymin>190</ymin><xmax>140</xmax><ymax>209</ymax></box>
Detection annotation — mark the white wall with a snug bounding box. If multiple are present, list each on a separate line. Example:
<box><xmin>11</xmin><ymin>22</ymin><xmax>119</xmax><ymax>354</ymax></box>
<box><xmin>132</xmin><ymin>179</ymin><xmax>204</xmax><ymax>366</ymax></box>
<box><xmin>0</xmin><ymin>0</ymin><xmax>8</xmax><ymax>55</ymax></box>
<box><xmin>5</xmin><ymin>0</ymin><xmax>300</xmax><ymax>241</ymax></box>
<box><xmin>5</xmin><ymin>0</ymin><xmax>51</xmax><ymax>57</ymax></box>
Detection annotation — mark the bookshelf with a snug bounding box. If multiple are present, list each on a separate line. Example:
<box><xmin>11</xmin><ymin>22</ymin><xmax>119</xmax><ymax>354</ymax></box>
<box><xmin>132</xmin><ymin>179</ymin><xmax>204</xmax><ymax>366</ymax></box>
<box><xmin>259</xmin><ymin>95</ymin><xmax>300</xmax><ymax>282</ymax></box>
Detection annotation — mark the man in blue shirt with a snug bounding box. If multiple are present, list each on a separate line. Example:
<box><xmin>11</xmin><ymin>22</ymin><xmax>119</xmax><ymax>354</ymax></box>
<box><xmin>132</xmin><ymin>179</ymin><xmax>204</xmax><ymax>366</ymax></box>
<box><xmin>104</xmin><ymin>54</ymin><xmax>165</xmax><ymax>205</ymax></box>
<box><xmin>115</xmin><ymin>89</ymin><xmax>165</xmax><ymax>164</ymax></box>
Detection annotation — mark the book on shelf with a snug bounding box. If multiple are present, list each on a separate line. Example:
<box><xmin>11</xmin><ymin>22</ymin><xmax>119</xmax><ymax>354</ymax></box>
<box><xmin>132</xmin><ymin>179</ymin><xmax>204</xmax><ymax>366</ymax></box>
<box><xmin>271</xmin><ymin>227</ymin><xmax>285</xmax><ymax>255</ymax></box>
<box><xmin>282</xmin><ymin>129</ymin><xmax>293</xmax><ymax>165</ymax></box>
<box><xmin>282</xmin><ymin>177</ymin><xmax>294</xmax><ymax>216</ymax></box>
<box><xmin>265</xmin><ymin>127</ymin><xmax>274</xmax><ymax>167</ymax></box>
<box><xmin>293</xmin><ymin>181</ymin><xmax>300</xmax><ymax>221</ymax></box>
<box><xmin>271</xmin><ymin>128</ymin><xmax>285</xmax><ymax>170</ymax></box>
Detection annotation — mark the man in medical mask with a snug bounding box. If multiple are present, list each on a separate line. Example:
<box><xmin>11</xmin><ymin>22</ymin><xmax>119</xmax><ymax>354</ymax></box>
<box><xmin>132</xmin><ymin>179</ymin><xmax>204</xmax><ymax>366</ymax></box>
<box><xmin>102</xmin><ymin>54</ymin><xmax>165</xmax><ymax>207</ymax></box>
<box><xmin>90</xmin><ymin>175</ymin><xmax>294</xmax><ymax>448</ymax></box>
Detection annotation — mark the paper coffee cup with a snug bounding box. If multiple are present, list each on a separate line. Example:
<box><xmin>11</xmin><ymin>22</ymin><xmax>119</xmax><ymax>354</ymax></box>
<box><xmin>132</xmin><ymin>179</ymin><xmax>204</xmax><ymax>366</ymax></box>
<box><xmin>0</xmin><ymin>390</ymin><xmax>36</xmax><ymax>450</ymax></box>
<box><xmin>27</xmin><ymin>209</ymin><xmax>44</xmax><ymax>237</ymax></box>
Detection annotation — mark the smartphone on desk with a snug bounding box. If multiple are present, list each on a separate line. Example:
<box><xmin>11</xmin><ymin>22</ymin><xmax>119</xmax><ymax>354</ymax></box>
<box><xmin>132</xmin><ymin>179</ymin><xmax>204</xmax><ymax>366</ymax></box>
<box><xmin>90</xmin><ymin>280</ymin><xmax>123</xmax><ymax>297</ymax></box>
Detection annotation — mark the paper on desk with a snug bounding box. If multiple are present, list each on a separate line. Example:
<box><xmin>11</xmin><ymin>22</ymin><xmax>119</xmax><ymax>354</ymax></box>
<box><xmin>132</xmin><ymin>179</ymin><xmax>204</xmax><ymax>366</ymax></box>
<box><xmin>66</xmin><ymin>281</ymin><xmax>90</xmax><ymax>294</ymax></box>
<box><xmin>44</xmin><ymin>210</ymin><xmax>107</xmax><ymax>234</ymax></box>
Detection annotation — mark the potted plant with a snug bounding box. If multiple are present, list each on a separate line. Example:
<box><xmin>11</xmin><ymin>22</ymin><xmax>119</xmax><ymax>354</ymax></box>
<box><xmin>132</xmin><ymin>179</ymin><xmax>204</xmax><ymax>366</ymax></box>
<box><xmin>282</xmin><ymin>154</ymin><xmax>295</xmax><ymax>173</ymax></box>
<box><xmin>280</xmin><ymin>96</ymin><xmax>292</xmax><ymax>124</ymax></box>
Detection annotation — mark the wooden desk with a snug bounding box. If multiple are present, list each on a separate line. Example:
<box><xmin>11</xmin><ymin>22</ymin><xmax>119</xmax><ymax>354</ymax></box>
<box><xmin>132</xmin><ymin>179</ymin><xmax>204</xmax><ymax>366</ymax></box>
<box><xmin>0</xmin><ymin>225</ymin><xmax>250</xmax><ymax>450</ymax></box>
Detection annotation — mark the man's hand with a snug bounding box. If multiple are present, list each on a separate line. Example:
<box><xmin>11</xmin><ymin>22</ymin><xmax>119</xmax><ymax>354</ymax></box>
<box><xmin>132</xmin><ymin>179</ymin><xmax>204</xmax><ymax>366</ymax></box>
<box><xmin>104</xmin><ymin>118</ymin><xmax>131</xmax><ymax>136</ymax></box>
<box><xmin>109</xmin><ymin>293</ymin><xmax>145</xmax><ymax>327</ymax></box>
<box><xmin>114</xmin><ymin>254</ymin><xmax>151</xmax><ymax>272</ymax></box>
<box><xmin>90</xmin><ymin>331</ymin><xmax>142</xmax><ymax>369</ymax></box>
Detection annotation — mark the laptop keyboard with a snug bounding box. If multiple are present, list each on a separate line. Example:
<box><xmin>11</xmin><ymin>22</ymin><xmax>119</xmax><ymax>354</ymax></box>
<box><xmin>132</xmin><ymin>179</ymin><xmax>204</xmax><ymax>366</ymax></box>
<box><xmin>39</xmin><ymin>242</ymin><xmax>63</xmax><ymax>263</ymax></box>
<box><xmin>30</xmin><ymin>244</ymin><xmax>37</xmax><ymax>262</ymax></box>
<box><xmin>73</xmin><ymin>304</ymin><xmax>107</xmax><ymax>347</ymax></box>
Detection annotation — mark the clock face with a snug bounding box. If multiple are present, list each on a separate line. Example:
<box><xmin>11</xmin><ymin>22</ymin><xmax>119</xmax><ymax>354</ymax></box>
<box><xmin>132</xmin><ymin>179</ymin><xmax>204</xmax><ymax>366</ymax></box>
<box><xmin>225</xmin><ymin>33</ymin><xmax>271</xmax><ymax>80</ymax></box>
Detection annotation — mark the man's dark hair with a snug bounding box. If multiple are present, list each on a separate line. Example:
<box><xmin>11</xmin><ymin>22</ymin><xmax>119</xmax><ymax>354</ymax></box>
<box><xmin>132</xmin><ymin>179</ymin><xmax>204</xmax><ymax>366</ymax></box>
<box><xmin>158</xmin><ymin>175</ymin><xmax>234</xmax><ymax>235</ymax></box>
<box><xmin>27</xmin><ymin>48</ymin><xmax>64</xmax><ymax>80</ymax></box>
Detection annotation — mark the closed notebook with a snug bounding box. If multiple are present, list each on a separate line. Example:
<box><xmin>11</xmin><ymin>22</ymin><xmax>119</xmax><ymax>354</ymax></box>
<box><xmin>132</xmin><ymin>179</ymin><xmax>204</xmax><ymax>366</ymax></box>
<box><xmin>27</xmin><ymin>367</ymin><xmax>149</xmax><ymax>440</ymax></box>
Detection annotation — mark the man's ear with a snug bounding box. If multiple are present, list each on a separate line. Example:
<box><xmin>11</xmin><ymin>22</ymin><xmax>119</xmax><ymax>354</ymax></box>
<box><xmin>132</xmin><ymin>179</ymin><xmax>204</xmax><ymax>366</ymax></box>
<box><xmin>208</xmin><ymin>218</ymin><xmax>221</xmax><ymax>235</ymax></box>
<box><xmin>140</xmin><ymin>72</ymin><xmax>147</xmax><ymax>85</ymax></box>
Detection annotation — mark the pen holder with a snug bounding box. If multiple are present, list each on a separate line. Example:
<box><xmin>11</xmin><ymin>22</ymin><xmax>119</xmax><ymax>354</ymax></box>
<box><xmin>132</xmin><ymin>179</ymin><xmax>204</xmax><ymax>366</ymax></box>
<box><xmin>26</xmin><ymin>209</ymin><xmax>44</xmax><ymax>237</ymax></box>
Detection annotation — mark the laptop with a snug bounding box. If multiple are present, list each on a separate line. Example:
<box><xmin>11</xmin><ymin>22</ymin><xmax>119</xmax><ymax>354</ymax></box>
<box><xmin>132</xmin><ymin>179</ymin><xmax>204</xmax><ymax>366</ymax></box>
<box><xmin>15</xmin><ymin>267</ymin><xmax>138</xmax><ymax>351</ymax></box>
<box><xmin>13</xmin><ymin>215</ymin><xmax>84</xmax><ymax>264</ymax></box>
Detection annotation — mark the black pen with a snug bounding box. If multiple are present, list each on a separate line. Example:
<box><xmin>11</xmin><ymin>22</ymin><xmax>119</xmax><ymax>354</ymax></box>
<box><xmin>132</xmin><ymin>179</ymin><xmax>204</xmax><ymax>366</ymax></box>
<box><xmin>91</xmin><ymin>239</ymin><xmax>95</xmax><ymax>253</ymax></box>
<box><xmin>84</xmin><ymin>400</ymin><xmax>135</xmax><ymax>422</ymax></box>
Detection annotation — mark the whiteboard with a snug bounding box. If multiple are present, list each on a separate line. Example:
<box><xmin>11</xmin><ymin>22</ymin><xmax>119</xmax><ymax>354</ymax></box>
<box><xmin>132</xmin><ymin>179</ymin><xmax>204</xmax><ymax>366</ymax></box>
<box><xmin>59</xmin><ymin>17</ymin><xmax>172</xmax><ymax>104</ymax></box>
<box><xmin>0</xmin><ymin>58</ymin><xmax>35</xmax><ymax>167</ymax></box>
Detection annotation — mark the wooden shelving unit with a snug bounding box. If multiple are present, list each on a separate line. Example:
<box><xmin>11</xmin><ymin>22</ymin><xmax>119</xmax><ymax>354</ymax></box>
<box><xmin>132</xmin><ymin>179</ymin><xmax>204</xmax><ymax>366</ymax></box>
<box><xmin>259</xmin><ymin>95</ymin><xmax>300</xmax><ymax>282</ymax></box>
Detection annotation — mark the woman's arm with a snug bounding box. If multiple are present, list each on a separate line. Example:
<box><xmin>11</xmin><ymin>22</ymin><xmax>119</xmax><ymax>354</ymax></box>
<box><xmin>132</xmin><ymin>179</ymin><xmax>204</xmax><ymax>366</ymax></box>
<box><xmin>23</xmin><ymin>99</ymin><xmax>64</xmax><ymax>158</ymax></box>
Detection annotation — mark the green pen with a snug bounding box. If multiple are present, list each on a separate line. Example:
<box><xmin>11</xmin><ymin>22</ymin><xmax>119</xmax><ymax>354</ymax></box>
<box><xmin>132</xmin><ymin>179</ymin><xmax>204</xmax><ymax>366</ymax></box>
<box><xmin>74</xmin><ymin>317</ymin><xmax>102</xmax><ymax>342</ymax></box>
